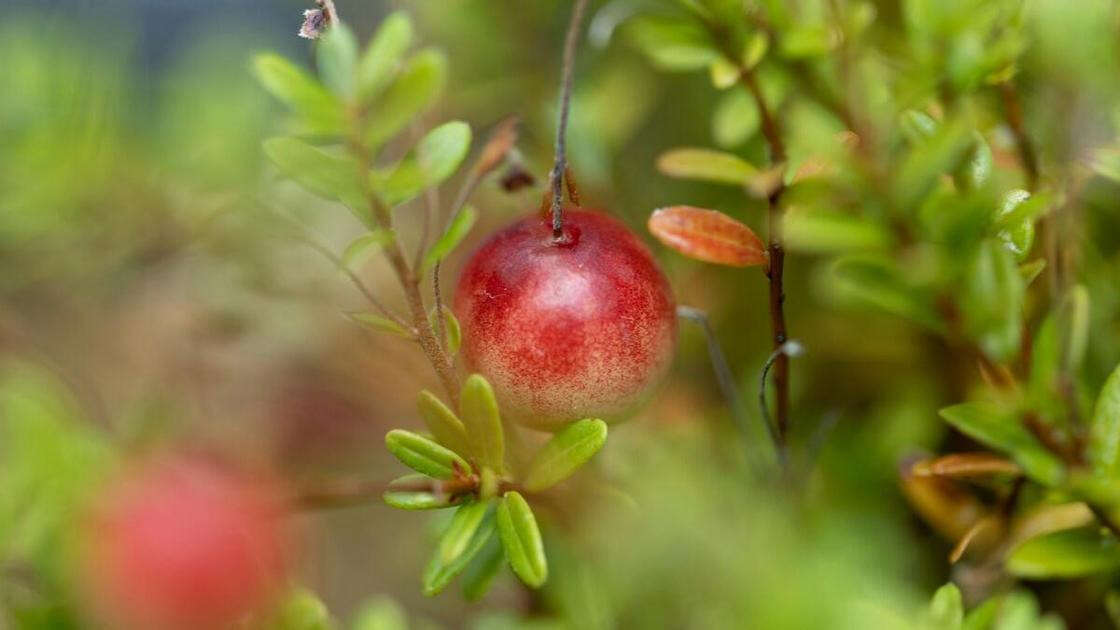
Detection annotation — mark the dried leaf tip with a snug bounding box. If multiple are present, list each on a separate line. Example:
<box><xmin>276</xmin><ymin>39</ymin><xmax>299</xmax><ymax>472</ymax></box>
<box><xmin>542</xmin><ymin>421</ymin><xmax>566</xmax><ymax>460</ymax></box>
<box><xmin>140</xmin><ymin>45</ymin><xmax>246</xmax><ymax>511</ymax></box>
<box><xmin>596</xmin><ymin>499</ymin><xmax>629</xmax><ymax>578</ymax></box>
<box><xmin>299</xmin><ymin>8</ymin><xmax>328</xmax><ymax>40</ymax></box>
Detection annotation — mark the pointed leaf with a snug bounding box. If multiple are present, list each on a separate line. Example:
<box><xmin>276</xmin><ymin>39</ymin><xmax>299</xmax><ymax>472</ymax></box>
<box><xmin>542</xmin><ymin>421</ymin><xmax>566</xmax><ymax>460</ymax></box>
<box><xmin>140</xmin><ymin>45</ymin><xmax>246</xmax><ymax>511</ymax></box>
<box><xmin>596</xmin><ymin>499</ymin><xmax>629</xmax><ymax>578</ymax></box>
<box><xmin>524</xmin><ymin>419</ymin><xmax>608</xmax><ymax>492</ymax></box>
<box><xmin>365</xmin><ymin>49</ymin><xmax>447</xmax><ymax>148</ymax></box>
<box><xmin>927</xmin><ymin>583</ymin><xmax>963</xmax><ymax>630</ymax></box>
<box><xmin>712</xmin><ymin>89</ymin><xmax>759</xmax><ymax>148</ymax></box>
<box><xmin>460</xmin><ymin>374</ymin><xmax>505</xmax><ymax>471</ymax></box>
<box><xmin>473</xmin><ymin>115</ymin><xmax>520</xmax><ymax>177</ymax></box>
<box><xmin>428</xmin><ymin>305</ymin><xmax>462</xmax><ymax>356</ymax></box>
<box><xmin>341</xmin><ymin>230</ymin><xmax>394</xmax><ymax>270</ymax></box>
<box><xmin>385</xmin><ymin>429</ymin><xmax>470</xmax><ymax>479</ymax></box>
<box><xmin>253</xmin><ymin>53</ymin><xmax>345</xmax><ymax>135</ymax></box>
<box><xmin>417</xmin><ymin>390</ymin><xmax>469</xmax><ymax>456</ymax></box>
<box><xmin>345</xmin><ymin>312</ymin><xmax>413</xmax><ymax>339</ymax></box>
<box><xmin>625</xmin><ymin>15</ymin><xmax>720</xmax><ymax>71</ymax></box>
<box><xmin>461</xmin><ymin>535</ymin><xmax>504</xmax><ymax>601</ymax></box>
<box><xmin>648</xmin><ymin>206</ymin><xmax>766</xmax><ymax>267</ymax></box>
<box><xmin>274</xmin><ymin>588</ymin><xmax>334</xmax><ymax>630</ymax></box>
<box><xmin>1091</xmin><ymin>361</ymin><xmax>1120</xmax><ymax>477</ymax></box>
<box><xmin>423</xmin><ymin>206</ymin><xmax>478</xmax><ymax>271</ymax></box>
<box><xmin>1007</xmin><ymin>527</ymin><xmax>1120</xmax><ymax>578</ymax></box>
<box><xmin>358</xmin><ymin>11</ymin><xmax>413</xmax><ymax>101</ymax></box>
<box><xmin>422</xmin><ymin>513</ymin><xmax>495</xmax><ymax>596</ymax></box>
<box><xmin>372</xmin><ymin>121</ymin><xmax>472</xmax><ymax>206</ymax></box>
<box><xmin>439</xmin><ymin>500</ymin><xmax>490</xmax><ymax>564</ymax></box>
<box><xmin>316</xmin><ymin>22</ymin><xmax>358</xmax><ymax>98</ymax></box>
<box><xmin>911</xmin><ymin>453</ymin><xmax>1021</xmax><ymax>478</ymax></box>
<box><xmin>938</xmin><ymin>402</ymin><xmax>1064</xmax><ymax>486</ymax></box>
<box><xmin>382</xmin><ymin>474</ymin><xmax>457</xmax><ymax>510</ymax></box>
<box><xmin>657</xmin><ymin>148</ymin><xmax>758</xmax><ymax>185</ymax></box>
<box><xmin>497</xmin><ymin>491</ymin><xmax>547</xmax><ymax>588</ymax></box>
<box><xmin>263</xmin><ymin>137</ymin><xmax>366</xmax><ymax>211</ymax></box>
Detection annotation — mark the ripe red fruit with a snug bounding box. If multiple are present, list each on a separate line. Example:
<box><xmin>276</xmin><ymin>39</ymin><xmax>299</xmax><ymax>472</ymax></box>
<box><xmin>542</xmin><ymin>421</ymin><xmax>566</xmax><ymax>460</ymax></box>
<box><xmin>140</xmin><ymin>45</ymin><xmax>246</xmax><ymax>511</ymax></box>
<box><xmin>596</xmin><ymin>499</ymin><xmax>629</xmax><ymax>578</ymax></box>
<box><xmin>455</xmin><ymin>208</ymin><xmax>676</xmax><ymax>430</ymax></box>
<box><xmin>77</xmin><ymin>457</ymin><xmax>291</xmax><ymax>630</ymax></box>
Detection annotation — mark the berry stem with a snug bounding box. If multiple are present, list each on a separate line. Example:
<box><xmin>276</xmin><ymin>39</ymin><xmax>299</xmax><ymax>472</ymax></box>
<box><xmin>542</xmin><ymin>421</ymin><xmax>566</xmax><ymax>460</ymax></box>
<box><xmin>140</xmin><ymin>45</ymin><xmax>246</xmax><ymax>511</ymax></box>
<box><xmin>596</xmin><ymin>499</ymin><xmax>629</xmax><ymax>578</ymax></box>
<box><xmin>549</xmin><ymin>0</ymin><xmax>590</xmax><ymax>239</ymax></box>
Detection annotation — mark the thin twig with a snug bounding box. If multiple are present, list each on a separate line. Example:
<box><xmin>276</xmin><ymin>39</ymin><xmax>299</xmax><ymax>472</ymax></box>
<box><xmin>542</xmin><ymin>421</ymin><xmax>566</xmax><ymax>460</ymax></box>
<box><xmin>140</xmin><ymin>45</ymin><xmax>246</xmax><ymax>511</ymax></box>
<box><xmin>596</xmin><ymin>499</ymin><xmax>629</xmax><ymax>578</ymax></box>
<box><xmin>297</xmin><ymin>235</ymin><xmax>413</xmax><ymax>331</ymax></box>
<box><xmin>549</xmin><ymin>0</ymin><xmax>591</xmax><ymax>239</ymax></box>
<box><xmin>759</xmin><ymin>341</ymin><xmax>802</xmax><ymax>467</ymax></box>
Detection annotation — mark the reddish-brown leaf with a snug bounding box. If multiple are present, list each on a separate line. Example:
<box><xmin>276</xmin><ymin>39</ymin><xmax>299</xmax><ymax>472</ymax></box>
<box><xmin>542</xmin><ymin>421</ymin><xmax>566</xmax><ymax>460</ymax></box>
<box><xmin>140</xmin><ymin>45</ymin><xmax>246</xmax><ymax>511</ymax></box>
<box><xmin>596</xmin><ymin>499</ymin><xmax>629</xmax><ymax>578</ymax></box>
<box><xmin>911</xmin><ymin>452</ymin><xmax>1022</xmax><ymax>478</ymax></box>
<box><xmin>474</xmin><ymin>115</ymin><xmax>520</xmax><ymax>177</ymax></box>
<box><xmin>647</xmin><ymin>206</ymin><xmax>767</xmax><ymax>267</ymax></box>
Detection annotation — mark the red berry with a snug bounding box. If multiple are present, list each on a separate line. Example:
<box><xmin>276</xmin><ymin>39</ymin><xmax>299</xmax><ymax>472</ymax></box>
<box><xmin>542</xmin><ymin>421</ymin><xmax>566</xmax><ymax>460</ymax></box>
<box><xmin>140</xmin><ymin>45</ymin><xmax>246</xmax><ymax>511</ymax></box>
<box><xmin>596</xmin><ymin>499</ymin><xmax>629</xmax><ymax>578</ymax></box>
<box><xmin>77</xmin><ymin>457</ymin><xmax>291</xmax><ymax>630</ymax></box>
<box><xmin>455</xmin><ymin>208</ymin><xmax>677</xmax><ymax>430</ymax></box>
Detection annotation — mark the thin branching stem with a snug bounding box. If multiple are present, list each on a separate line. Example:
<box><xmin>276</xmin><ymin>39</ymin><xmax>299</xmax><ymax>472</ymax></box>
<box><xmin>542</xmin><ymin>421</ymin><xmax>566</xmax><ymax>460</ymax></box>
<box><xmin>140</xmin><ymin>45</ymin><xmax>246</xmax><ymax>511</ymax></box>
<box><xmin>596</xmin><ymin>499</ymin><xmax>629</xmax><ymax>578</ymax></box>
<box><xmin>549</xmin><ymin>0</ymin><xmax>590</xmax><ymax>239</ymax></box>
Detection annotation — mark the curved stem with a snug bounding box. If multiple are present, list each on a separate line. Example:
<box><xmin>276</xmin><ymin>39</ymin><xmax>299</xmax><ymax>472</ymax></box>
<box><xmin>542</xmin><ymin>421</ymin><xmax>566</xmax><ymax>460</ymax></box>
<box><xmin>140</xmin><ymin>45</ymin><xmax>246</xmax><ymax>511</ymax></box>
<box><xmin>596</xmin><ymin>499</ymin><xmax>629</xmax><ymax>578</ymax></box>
<box><xmin>549</xmin><ymin>0</ymin><xmax>590</xmax><ymax>239</ymax></box>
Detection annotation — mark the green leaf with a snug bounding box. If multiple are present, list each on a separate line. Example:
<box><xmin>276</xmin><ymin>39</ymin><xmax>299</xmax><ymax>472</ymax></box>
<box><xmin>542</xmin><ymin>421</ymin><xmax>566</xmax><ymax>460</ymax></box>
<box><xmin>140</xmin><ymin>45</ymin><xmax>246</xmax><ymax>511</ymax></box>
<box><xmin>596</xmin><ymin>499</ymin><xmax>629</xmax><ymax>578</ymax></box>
<box><xmin>900</xmin><ymin>110</ymin><xmax>939</xmax><ymax>145</ymax></box>
<box><xmin>461</xmin><ymin>535</ymin><xmax>505</xmax><ymax>601</ymax></box>
<box><xmin>712</xmin><ymin>89</ymin><xmax>759</xmax><ymax>148</ymax></box>
<box><xmin>523</xmin><ymin>419</ymin><xmax>608</xmax><ymax>492</ymax></box>
<box><xmin>1020</xmin><ymin>259</ymin><xmax>1046</xmax><ymax>285</ymax></box>
<box><xmin>439</xmin><ymin>500</ymin><xmax>491</xmax><ymax>564</ymax></box>
<box><xmin>961</xmin><ymin>597</ymin><xmax>1000</xmax><ymax>630</ymax></box>
<box><xmin>262</xmin><ymin>137</ymin><xmax>366</xmax><ymax>212</ymax></box>
<box><xmin>384</xmin><ymin>429</ymin><xmax>471</xmax><ymax>479</ymax></box>
<box><xmin>497</xmin><ymin>491</ymin><xmax>548</xmax><ymax>588</ymax></box>
<box><xmin>341</xmin><ymin>230</ymin><xmax>394</xmax><ymax>270</ymax></box>
<box><xmin>422</xmin><ymin>513</ymin><xmax>495</xmax><ymax>596</ymax></box>
<box><xmin>657</xmin><ymin>148</ymin><xmax>758</xmax><ymax>185</ymax></box>
<box><xmin>955</xmin><ymin>131</ymin><xmax>993</xmax><ymax>190</ymax></box>
<box><xmin>316</xmin><ymin>22</ymin><xmax>358</xmax><ymax>98</ymax></box>
<box><xmin>429</xmin><ymin>305</ymin><xmax>462</xmax><ymax>356</ymax></box>
<box><xmin>253</xmin><ymin>53</ymin><xmax>345</xmax><ymax>136</ymax></box>
<box><xmin>382</xmin><ymin>474</ymin><xmax>457</xmax><ymax>510</ymax></box>
<box><xmin>963</xmin><ymin>239</ymin><xmax>1024</xmax><ymax>362</ymax></box>
<box><xmin>417</xmin><ymin>390</ymin><xmax>469</xmax><ymax>456</ymax></box>
<box><xmin>894</xmin><ymin>118</ymin><xmax>973</xmax><ymax>210</ymax></box>
<box><xmin>625</xmin><ymin>15</ymin><xmax>720</xmax><ymax>71</ymax></box>
<box><xmin>780</xmin><ymin>25</ymin><xmax>835</xmax><ymax>58</ymax></box>
<box><xmin>358</xmin><ymin>11</ymin><xmax>413</xmax><ymax>101</ymax></box>
<box><xmin>742</xmin><ymin>32</ymin><xmax>769</xmax><ymax>70</ymax></box>
<box><xmin>364</xmin><ymin>49</ymin><xmax>447</xmax><ymax>149</ymax></box>
<box><xmin>460</xmin><ymin>374</ymin><xmax>505</xmax><ymax>472</ymax></box>
<box><xmin>274</xmin><ymin>588</ymin><xmax>334</xmax><ymax>630</ymax></box>
<box><xmin>829</xmin><ymin>255</ymin><xmax>946</xmax><ymax>333</ymax></box>
<box><xmin>938</xmin><ymin>402</ymin><xmax>1064</xmax><ymax>485</ymax></box>
<box><xmin>372</xmin><ymin>121</ymin><xmax>472</xmax><ymax>206</ymax></box>
<box><xmin>1007</xmin><ymin>527</ymin><xmax>1120</xmax><ymax>578</ymax></box>
<box><xmin>708</xmin><ymin>57</ymin><xmax>739</xmax><ymax>89</ymax></box>
<box><xmin>1090</xmin><ymin>361</ymin><xmax>1120</xmax><ymax>477</ymax></box>
<box><xmin>927</xmin><ymin>583</ymin><xmax>963</xmax><ymax>630</ymax></box>
<box><xmin>782</xmin><ymin>209</ymin><xmax>892</xmax><ymax>253</ymax></box>
<box><xmin>345</xmin><ymin>312</ymin><xmax>413</xmax><ymax>339</ymax></box>
<box><xmin>423</xmin><ymin>206</ymin><xmax>478</xmax><ymax>271</ymax></box>
<box><xmin>351</xmin><ymin>596</ymin><xmax>407</xmax><ymax>630</ymax></box>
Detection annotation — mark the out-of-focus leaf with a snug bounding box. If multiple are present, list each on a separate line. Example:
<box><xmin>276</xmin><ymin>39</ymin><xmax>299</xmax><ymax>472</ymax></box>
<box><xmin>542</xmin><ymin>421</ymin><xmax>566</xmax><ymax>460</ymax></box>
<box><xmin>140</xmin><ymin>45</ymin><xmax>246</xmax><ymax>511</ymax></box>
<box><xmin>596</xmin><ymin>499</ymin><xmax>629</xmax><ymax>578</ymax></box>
<box><xmin>524</xmin><ymin>419</ymin><xmax>608</xmax><ymax>492</ymax></box>
<box><xmin>1020</xmin><ymin>259</ymin><xmax>1046</xmax><ymax>285</ymax></box>
<box><xmin>743</xmin><ymin>32</ymin><xmax>769</xmax><ymax>69</ymax></box>
<box><xmin>657</xmin><ymin>148</ymin><xmax>758</xmax><ymax>184</ymax></box>
<box><xmin>473</xmin><ymin>115</ymin><xmax>520</xmax><ymax>177</ymax></box>
<box><xmin>423</xmin><ymin>205</ymin><xmax>477</xmax><ymax>271</ymax></box>
<box><xmin>1007</xmin><ymin>527</ymin><xmax>1120</xmax><ymax>578</ymax></box>
<box><xmin>648</xmin><ymin>206</ymin><xmax>767</xmax><ymax>267</ymax></box>
<box><xmin>274</xmin><ymin>588</ymin><xmax>334</xmax><ymax>630</ymax></box>
<box><xmin>780</xmin><ymin>25</ymin><xmax>836</xmax><ymax>58</ymax></box>
<box><xmin>894</xmin><ymin>118</ymin><xmax>973</xmax><ymax>210</ymax></box>
<box><xmin>364</xmin><ymin>49</ymin><xmax>447</xmax><ymax>148</ymax></box>
<box><xmin>428</xmin><ymin>305</ymin><xmax>462</xmax><ymax>356</ymax></box>
<box><xmin>963</xmin><ymin>239</ymin><xmax>1024</xmax><ymax>362</ymax></box>
<box><xmin>382</xmin><ymin>476</ymin><xmax>456</xmax><ymax>511</ymax></box>
<box><xmin>900</xmin><ymin>461</ymin><xmax>993</xmax><ymax>544</ymax></box>
<box><xmin>439</xmin><ymin>500</ymin><xmax>491</xmax><ymax>564</ymax></box>
<box><xmin>961</xmin><ymin>597</ymin><xmax>1000</xmax><ymax>630</ymax></box>
<box><xmin>262</xmin><ymin>137</ymin><xmax>366</xmax><ymax>212</ymax></box>
<box><xmin>497</xmin><ymin>491</ymin><xmax>548</xmax><ymax>588</ymax></box>
<box><xmin>900</xmin><ymin>110</ymin><xmax>939</xmax><ymax>145</ymax></box>
<box><xmin>417</xmin><ymin>390</ymin><xmax>469</xmax><ymax>456</ymax></box>
<box><xmin>712</xmin><ymin>89</ymin><xmax>760</xmax><ymax>148</ymax></box>
<box><xmin>926</xmin><ymin>583</ymin><xmax>963</xmax><ymax>630</ymax></box>
<box><xmin>423</xmin><ymin>513</ymin><xmax>495</xmax><ymax>597</ymax></box>
<box><xmin>624</xmin><ymin>15</ymin><xmax>720</xmax><ymax>71</ymax></box>
<box><xmin>782</xmin><ymin>209</ymin><xmax>892</xmax><ymax>253</ymax></box>
<box><xmin>460</xmin><ymin>374</ymin><xmax>505</xmax><ymax>472</ymax></box>
<box><xmin>955</xmin><ymin>132</ymin><xmax>992</xmax><ymax>190</ymax></box>
<box><xmin>253</xmin><ymin>53</ymin><xmax>345</xmax><ymax>136</ymax></box>
<box><xmin>829</xmin><ymin>255</ymin><xmax>945</xmax><ymax>332</ymax></box>
<box><xmin>461</xmin><ymin>535</ymin><xmax>505</xmax><ymax>601</ymax></box>
<box><xmin>385</xmin><ymin>429</ymin><xmax>471</xmax><ymax>480</ymax></box>
<box><xmin>316</xmin><ymin>22</ymin><xmax>358</xmax><ymax>98</ymax></box>
<box><xmin>352</xmin><ymin>596</ymin><xmax>408</xmax><ymax>630</ymax></box>
<box><xmin>372</xmin><ymin>121</ymin><xmax>471</xmax><ymax>206</ymax></box>
<box><xmin>938</xmin><ymin>402</ymin><xmax>1064</xmax><ymax>486</ymax></box>
<box><xmin>341</xmin><ymin>230</ymin><xmax>394</xmax><ymax>270</ymax></box>
<box><xmin>911</xmin><ymin>453</ymin><xmax>1021</xmax><ymax>478</ymax></box>
<box><xmin>358</xmin><ymin>11</ymin><xmax>413</xmax><ymax>101</ymax></box>
<box><xmin>1090</xmin><ymin>361</ymin><xmax>1120</xmax><ymax>477</ymax></box>
<box><xmin>996</xmin><ymin>190</ymin><xmax>1035</xmax><ymax>260</ymax></box>
<box><xmin>345</xmin><ymin>312</ymin><xmax>413</xmax><ymax>339</ymax></box>
<box><xmin>708</xmin><ymin>57</ymin><xmax>739</xmax><ymax>89</ymax></box>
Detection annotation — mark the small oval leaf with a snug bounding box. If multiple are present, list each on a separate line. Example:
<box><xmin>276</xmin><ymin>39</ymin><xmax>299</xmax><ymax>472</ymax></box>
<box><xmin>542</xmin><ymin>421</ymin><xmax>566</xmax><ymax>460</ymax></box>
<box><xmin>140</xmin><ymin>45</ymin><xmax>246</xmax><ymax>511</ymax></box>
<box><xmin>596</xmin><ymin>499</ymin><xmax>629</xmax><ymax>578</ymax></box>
<box><xmin>656</xmin><ymin>148</ymin><xmax>758</xmax><ymax>185</ymax></box>
<box><xmin>382</xmin><ymin>474</ymin><xmax>457</xmax><ymax>510</ymax></box>
<box><xmin>938</xmin><ymin>402</ymin><xmax>1064</xmax><ymax>486</ymax></box>
<box><xmin>428</xmin><ymin>305</ymin><xmax>462</xmax><ymax>356</ymax></box>
<box><xmin>385</xmin><ymin>429</ymin><xmax>470</xmax><ymax>479</ymax></box>
<box><xmin>1091</xmin><ymin>361</ymin><xmax>1120</xmax><ymax>477</ymax></box>
<box><xmin>648</xmin><ymin>206</ymin><xmax>767</xmax><ymax>267</ymax></box>
<box><xmin>497</xmin><ymin>491</ymin><xmax>547</xmax><ymax>588</ymax></box>
<box><xmin>263</xmin><ymin>137</ymin><xmax>366</xmax><ymax>211</ymax></box>
<box><xmin>316</xmin><ymin>22</ymin><xmax>358</xmax><ymax>98</ymax></box>
<box><xmin>417</xmin><ymin>390</ymin><xmax>469</xmax><ymax>456</ymax></box>
<box><xmin>1007</xmin><ymin>527</ymin><xmax>1120</xmax><ymax>578</ymax></box>
<box><xmin>439</xmin><ymin>500</ymin><xmax>490</xmax><ymax>564</ymax></box>
<box><xmin>459</xmin><ymin>374</ymin><xmax>505</xmax><ymax>471</ymax></box>
<box><xmin>422</xmin><ymin>513</ymin><xmax>495</xmax><ymax>596</ymax></box>
<box><xmin>461</xmin><ymin>536</ymin><xmax>504</xmax><ymax>601</ymax></box>
<box><xmin>365</xmin><ymin>49</ymin><xmax>447</xmax><ymax>149</ymax></box>
<box><xmin>524</xmin><ymin>419</ymin><xmax>608</xmax><ymax>492</ymax></box>
<box><xmin>424</xmin><ymin>206</ymin><xmax>478</xmax><ymax>271</ymax></box>
<box><xmin>252</xmin><ymin>54</ymin><xmax>345</xmax><ymax>135</ymax></box>
<box><xmin>341</xmin><ymin>230</ymin><xmax>394</xmax><ymax>270</ymax></box>
<box><xmin>358</xmin><ymin>11</ymin><xmax>413</xmax><ymax>101</ymax></box>
<box><xmin>345</xmin><ymin>311</ymin><xmax>413</xmax><ymax>338</ymax></box>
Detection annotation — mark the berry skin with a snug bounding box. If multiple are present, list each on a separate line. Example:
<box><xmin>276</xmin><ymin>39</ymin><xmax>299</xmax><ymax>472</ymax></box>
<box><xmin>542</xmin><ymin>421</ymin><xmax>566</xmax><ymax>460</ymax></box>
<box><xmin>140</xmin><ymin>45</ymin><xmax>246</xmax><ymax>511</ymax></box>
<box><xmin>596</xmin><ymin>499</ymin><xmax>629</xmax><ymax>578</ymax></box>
<box><xmin>454</xmin><ymin>208</ymin><xmax>677</xmax><ymax>430</ymax></box>
<box><xmin>77</xmin><ymin>457</ymin><xmax>291</xmax><ymax>630</ymax></box>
